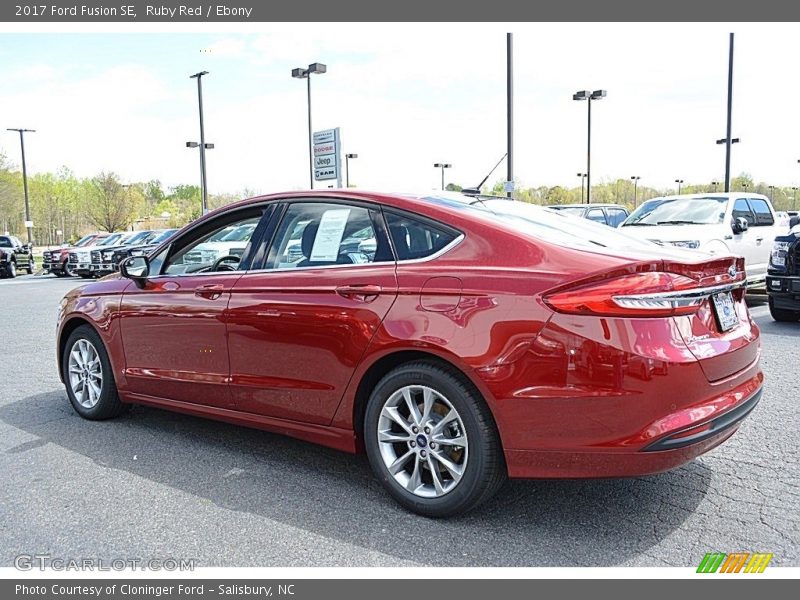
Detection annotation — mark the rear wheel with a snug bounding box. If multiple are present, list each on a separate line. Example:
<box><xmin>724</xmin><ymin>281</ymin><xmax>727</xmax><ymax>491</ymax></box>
<box><xmin>5</xmin><ymin>260</ymin><xmax>16</xmax><ymax>278</ymax></box>
<box><xmin>364</xmin><ymin>361</ymin><xmax>505</xmax><ymax>518</ymax></box>
<box><xmin>62</xmin><ymin>325</ymin><xmax>127</xmax><ymax>420</ymax></box>
<box><xmin>26</xmin><ymin>257</ymin><xmax>34</xmax><ymax>274</ymax></box>
<box><xmin>63</xmin><ymin>260</ymin><xmax>76</xmax><ymax>277</ymax></box>
<box><xmin>769</xmin><ymin>297</ymin><xmax>800</xmax><ymax>322</ymax></box>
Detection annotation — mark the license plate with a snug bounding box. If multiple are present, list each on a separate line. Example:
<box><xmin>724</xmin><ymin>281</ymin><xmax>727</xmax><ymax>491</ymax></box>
<box><xmin>712</xmin><ymin>291</ymin><xmax>738</xmax><ymax>332</ymax></box>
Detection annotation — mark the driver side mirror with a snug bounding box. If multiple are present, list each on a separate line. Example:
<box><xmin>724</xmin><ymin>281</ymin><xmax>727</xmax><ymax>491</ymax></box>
<box><xmin>119</xmin><ymin>255</ymin><xmax>149</xmax><ymax>287</ymax></box>
<box><xmin>790</xmin><ymin>215</ymin><xmax>800</xmax><ymax>229</ymax></box>
<box><xmin>732</xmin><ymin>216</ymin><xmax>749</xmax><ymax>234</ymax></box>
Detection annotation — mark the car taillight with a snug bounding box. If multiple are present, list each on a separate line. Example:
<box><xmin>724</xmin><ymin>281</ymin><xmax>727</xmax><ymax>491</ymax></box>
<box><xmin>543</xmin><ymin>272</ymin><xmax>705</xmax><ymax>317</ymax></box>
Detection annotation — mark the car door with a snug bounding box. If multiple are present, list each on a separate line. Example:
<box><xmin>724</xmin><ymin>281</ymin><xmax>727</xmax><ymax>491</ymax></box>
<box><xmin>117</xmin><ymin>206</ymin><xmax>271</xmax><ymax>408</ymax></box>
<box><xmin>729</xmin><ymin>198</ymin><xmax>760</xmax><ymax>275</ymax></box>
<box><xmin>745</xmin><ymin>197</ymin><xmax>776</xmax><ymax>280</ymax></box>
<box><xmin>225</xmin><ymin>199</ymin><xmax>399</xmax><ymax>425</ymax></box>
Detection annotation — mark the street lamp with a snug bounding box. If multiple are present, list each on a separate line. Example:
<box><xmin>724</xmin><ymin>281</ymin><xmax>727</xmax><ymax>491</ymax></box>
<box><xmin>675</xmin><ymin>179</ymin><xmax>684</xmax><ymax>194</ymax></box>
<box><xmin>577</xmin><ymin>173</ymin><xmax>587</xmax><ymax>203</ymax></box>
<box><xmin>6</xmin><ymin>128</ymin><xmax>35</xmax><ymax>244</ymax></box>
<box><xmin>630</xmin><ymin>176</ymin><xmax>641</xmax><ymax>208</ymax></box>
<box><xmin>792</xmin><ymin>186</ymin><xmax>798</xmax><ymax>210</ymax></box>
<box><xmin>768</xmin><ymin>185</ymin><xmax>776</xmax><ymax>201</ymax></box>
<box><xmin>345</xmin><ymin>153</ymin><xmax>358</xmax><ymax>188</ymax></box>
<box><xmin>711</xmin><ymin>180</ymin><xmax>719</xmax><ymax>192</ymax></box>
<box><xmin>291</xmin><ymin>62</ymin><xmax>327</xmax><ymax>189</ymax></box>
<box><xmin>189</xmin><ymin>71</ymin><xmax>212</xmax><ymax>215</ymax></box>
<box><xmin>434</xmin><ymin>163</ymin><xmax>452</xmax><ymax>190</ymax></box>
<box><xmin>742</xmin><ymin>182</ymin><xmax>749</xmax><ymax>191</ymax></box>
<box><xmin>572</xmin><ymin>89</ymin><xmax>606</xmax><ymax>203</ymax></box>
<box><xmin>716</xmin><ymin>136</ymin><xmax>739</xmax><ymax>193</ymax></box>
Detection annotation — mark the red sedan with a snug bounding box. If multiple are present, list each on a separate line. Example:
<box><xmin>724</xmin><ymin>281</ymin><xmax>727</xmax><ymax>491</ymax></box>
<box><xmin>56</xmin><ymin>191</ymin><xmax>762</xmax><ymax>517</ymax></box>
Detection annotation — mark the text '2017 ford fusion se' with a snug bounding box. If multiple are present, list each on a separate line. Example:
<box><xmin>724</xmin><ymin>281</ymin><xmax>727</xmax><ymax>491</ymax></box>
<box><xmin>56</xmin><ymin>191</ymin><xmax>763</xmax><ymax>517</ymax></box>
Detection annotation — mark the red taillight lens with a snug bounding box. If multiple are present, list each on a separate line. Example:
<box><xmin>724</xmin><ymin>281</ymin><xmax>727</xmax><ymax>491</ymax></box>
<box><xmin>543</xmin><ymin>272</ymin><xmax>703</xmax><ymax>317</ymax></box>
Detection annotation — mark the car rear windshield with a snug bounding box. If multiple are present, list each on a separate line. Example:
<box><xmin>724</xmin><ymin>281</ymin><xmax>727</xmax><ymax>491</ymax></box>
<box><xmin>421</xmin><ymin>195</ymin><xmax>655</xmax><ymax>251</ymax></box>
<box><xmin>149</xmin><ymin>229</ymin><xmax>177</xmax><ymax>244</ymax></box>
<box><xmin>622</xmin><ymin>196</ymin><xmax>727</xmax><ymax>226</ymax></box>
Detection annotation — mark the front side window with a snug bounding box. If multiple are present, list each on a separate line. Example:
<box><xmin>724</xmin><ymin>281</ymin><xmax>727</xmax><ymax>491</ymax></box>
<box><xmin>586</xmin><ymin>209</ymin><xmax>608</xmax><ymax>225</ymax></box>
<box><xmin>163</xmin><ymin>214</ymin><xmax>263</xmax><ymax>275</ymax></box>
<box><xmin>607</xmin><ymin>208</ymin><xmax>628</xmax><ymax>227</ymax></box>
<box><xmin>267</xmin><ymin>203</ymin><xmax>390</xmax><ymax>269</ymax></box>
<box><xmin>732</xmin><ymin>199</ymin><xmax>755</xmax><ymax>226</ymax></box>
<box><xmin>385</xmin><ymin>212</ymin><xmax>458</xmax><ymax>261</ymax></box>
<box><xmin>748</xmin><ymin>198</ymin><xmax>775</xmax><ymax>226</ymax></box>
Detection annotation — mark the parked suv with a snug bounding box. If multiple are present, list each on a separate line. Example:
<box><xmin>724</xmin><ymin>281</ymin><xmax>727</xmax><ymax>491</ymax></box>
<box><xmin>68</xmin><ymin>233</ymin><xmax>130</xmax><ymax>279</ymax></box>
<box><xmin>620</xmin><ymin>193</ymin><xmax>781</xmax><ymax>287</ymax></box>
<box><xmin>546</xmin><ymin>203</ymin><xmax>629</xmax><ymax>227</ymax></box>
<box><xmin>42</xmin><ymin>233</ymin><xmax>108</xmax><ymax>277</ymax></box>
<box><xmin>109</xmin><ymin>229</ymin><xmax>178</xmax><ymax>269</ymax></box>
<box><xmin>88</xmin><ymin>230</ymin><xmax>157</xmax><ymax>277</ymax></box>
<box><xmin>0</xmin><ymin>235</ymin><xmax>34</xmax><ymax>278</ymax></box>
<box><xmin>766</xmin><ymin>219</ymin><xmax>800</xmax><ymax>321</ymax></box>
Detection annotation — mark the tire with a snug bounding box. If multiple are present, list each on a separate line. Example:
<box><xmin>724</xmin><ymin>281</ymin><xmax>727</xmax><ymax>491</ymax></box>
<box><xmin>364</xmin><ymin>360</ymin><xmax>506</xmax><ymax>518</ymax></box>
<box><xmin>63</xmin><ymin>260</ymin><xmax>76</xmax><ymax>277</ymax></box>
<box><xmin>26</xmin><ymin>257</ymin><xmax>34</xmax><ymax>274</ymax></box>
<box><xmin>769</xmin><ymin>297</ymin><xmax>800</xmax><ymax>322</ymax></box>
<box><xmin>5</xmin><ymin>260</ymin><xmax>16</xmax><ymax>279</ymax></box>
<box><xmin>61</xmin><ymin>324</ymin><xmax>127</xmax><ymax>420</ymax></box>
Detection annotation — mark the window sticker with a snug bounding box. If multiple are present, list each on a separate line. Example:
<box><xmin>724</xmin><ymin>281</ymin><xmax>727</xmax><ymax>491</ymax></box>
<box><xmin>310</xmin><ymin>208</ymin><xmax>351</xmax><ymax>261</ymax></box>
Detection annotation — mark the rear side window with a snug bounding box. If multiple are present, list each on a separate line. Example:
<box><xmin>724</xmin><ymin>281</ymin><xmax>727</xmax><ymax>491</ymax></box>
<box><xmin>385</xmin><ymin>212</ymin><xmax>458</xmax><ymax>261</ymax></box>
<box><xmin>748</xmin><ymin>198</ymin><xmax>775</xmax><ymax>226</ymax></box>
<box><xmin>586</xmin><ymin>209</ymin><xmax>608</xmax><ymax>225</ymax></box>
<box><xmin>606</xmin><ymin>208</ymin><xmax>628</xmax><ymax>227</ymax></box>
<box><xmin>733</xmin><ymin>199</ymin><xmax>755</xmax><ymax>225</ymax></box>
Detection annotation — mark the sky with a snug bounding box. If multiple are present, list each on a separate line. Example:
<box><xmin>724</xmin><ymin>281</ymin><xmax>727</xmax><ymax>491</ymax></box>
<box><xmin>1</xmin><ymin>22</ymin><xmax>800</xmax><ymax>197</ymax></box>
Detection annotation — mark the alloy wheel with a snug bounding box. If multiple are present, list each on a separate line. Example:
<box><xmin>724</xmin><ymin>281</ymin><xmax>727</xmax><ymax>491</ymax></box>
<box><xmin>377</xmin><ymin>385</ymin><xmax>468</xmax><ymax>498</ymax></box>
<box><xmin>68</xmin><ymin>339</ymin><xmax>104</xmax><ymax>408</ymax></box>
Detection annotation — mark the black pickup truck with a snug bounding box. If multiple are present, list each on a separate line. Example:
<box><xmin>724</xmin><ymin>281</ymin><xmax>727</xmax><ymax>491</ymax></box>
<box><xmin>766</xmin><ymin>217</ymin><xmax>800</xmax><ymax>322</ymax></box>
<box><xmin>0</xmin><ymin>235</ymin><xmax>35</xmax><ymax>278</ymax></box>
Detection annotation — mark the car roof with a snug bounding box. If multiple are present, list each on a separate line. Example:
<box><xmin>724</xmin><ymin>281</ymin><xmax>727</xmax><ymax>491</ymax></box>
<box><xmin>546</xmin><ymin>203</ymin><xmax>626</xmax><ymax>208</ymax></box>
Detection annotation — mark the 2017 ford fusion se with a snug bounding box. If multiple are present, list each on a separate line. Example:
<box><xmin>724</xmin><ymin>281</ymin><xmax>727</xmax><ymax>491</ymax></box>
<box><xmin>56</xmin><ymin>191</ymin><xmax>763</xmax><ymax>517</ymax></box>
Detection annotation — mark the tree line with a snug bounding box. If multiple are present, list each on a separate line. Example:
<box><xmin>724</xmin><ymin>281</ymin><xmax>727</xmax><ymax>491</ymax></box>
<box><xmin>2</xmin><ymin>151</ymin><xmax>797</xmax><ymax>246</ymax></box>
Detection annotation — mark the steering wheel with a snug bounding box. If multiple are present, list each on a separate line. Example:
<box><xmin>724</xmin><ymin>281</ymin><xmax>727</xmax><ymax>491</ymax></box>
<box><xmin>211</xmin><ymin>255</ymin><xmax>241</xmax><ymax>272</ymax></box>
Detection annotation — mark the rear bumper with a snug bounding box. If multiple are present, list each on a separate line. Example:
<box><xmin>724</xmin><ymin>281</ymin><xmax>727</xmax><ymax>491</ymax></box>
<box><xmin>505</xmin><ymin>379</ymin><xmax>762</xmax><ymax>479</ymax></box>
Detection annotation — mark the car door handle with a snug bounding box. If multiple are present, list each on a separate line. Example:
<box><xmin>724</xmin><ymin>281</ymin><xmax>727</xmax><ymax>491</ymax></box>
<box><xmin>336</xmin><ymin>284</ymin><xmax>382</xmax><ymax>301</ymax></box>
<box><xmin>755</xmin><ymin>237</ymin><xmax>764</xmax><ymax>243</ymax></box>
<box><xmin>194</xmin><ymin>284</ymin><xmax>224</xmax><ymax>300</ymax></box>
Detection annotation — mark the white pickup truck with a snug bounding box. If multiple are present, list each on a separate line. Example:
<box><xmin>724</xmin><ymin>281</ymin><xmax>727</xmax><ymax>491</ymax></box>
<box><xmin>620</xmin><ymin>192</ymin><xmax>782</xmax><ymax>287</ymax></box>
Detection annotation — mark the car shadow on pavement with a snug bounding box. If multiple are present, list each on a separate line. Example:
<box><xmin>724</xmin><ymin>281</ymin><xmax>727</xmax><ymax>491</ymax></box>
<box><xmin>1</xmin><ymin>391</ymin><xmax>712</xmax><ymax>567</ymax></box>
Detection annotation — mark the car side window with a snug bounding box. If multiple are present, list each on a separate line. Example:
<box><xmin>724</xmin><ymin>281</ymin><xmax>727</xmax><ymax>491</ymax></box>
<box><xmin>586</xmin><ymin>209</ymin><xmax>608</xmax><ymax>225</ymax></box>
<box><xmin>266</xmin><ymin>202</ymin><xmax>391</xmax><ymax>269</ymax></box>
<box><xmin>606</xmin><ymin>208</ymin><xmax>627</xmax><ymax>227</ymax></box>
<box><xmin>0</xmin><ymin>237</ymin><xmax>11</xmax><ymax>248</ymax></box>
<box><xmin>733</xmin><ymin>198</ymin><xmax>755</xmax><ymax>226</ymax></box>
<box><xmin>748</xmin><ymin>198</ymin><xmax>775</xmax><ymax>226</ymax></box>
<box><xmin>162</xmin><ymin>214</ymin><xmax>263</xmax><ymax>275</ymax></box>
<box><xmin>385</xmin><ymin>212</ymin><xmax>458</xmax><ymax>261</ymax></box>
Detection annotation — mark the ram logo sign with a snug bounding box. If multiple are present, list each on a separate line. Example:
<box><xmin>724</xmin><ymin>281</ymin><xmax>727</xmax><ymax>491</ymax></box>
<box><xmin>696</xmin><ymin>552</ymin><xmax>773</xmax><ymax>573</ymax></box>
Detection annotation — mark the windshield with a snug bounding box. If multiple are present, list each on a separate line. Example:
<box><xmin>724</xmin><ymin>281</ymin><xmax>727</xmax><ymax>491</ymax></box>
<box><xmin>149</xmin><ymin>229</ymin><xmax>177</xmax><ymax>245</ymax></box>
<box><xmin>0</xmin><ymin>237</ymin><xmax>12</xmax><ymax>248</ymax></box>
<box><xmin>74</xmin><ymin>234</ymin><xmax>96</xmax><ymax>247</ymax></box>
<box><xmin>219</xmin><ymin>223</ymin><xmax>257</xmax><ymax>242</ymax></box>
<box><xmin>622</xmin><ymin>197</ymin><xmax>727</xmax><ymax>226</ymax></box>
<box><xmin>98</xmin><ymin>233</ymin><xmax>124</xmax><ymax>246</ymax></box>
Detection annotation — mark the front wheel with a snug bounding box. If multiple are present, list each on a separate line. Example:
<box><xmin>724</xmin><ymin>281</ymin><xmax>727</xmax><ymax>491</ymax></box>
<box><xmin>62</xmin><ymin>325</ymin><xmax>127</xmax><ymax>420</ymax></box>
<box><xmin>63</xmin><ymin>260</ymin><xmax>76</xmax><ymax>277</ymax></box>
<box><xmin>364</xmin><ymin>361</ymin><xmax>505</xmax><ymax>518</ymax></box>
<box><xmin>5</xmin><ymin>261</ymin><xmax>16</xmax><ymax>278</ymax></box>
<box><xmin>769</xmin><ymin>297</ymin><xmax>800</xmax><ymax>322</ymax></box>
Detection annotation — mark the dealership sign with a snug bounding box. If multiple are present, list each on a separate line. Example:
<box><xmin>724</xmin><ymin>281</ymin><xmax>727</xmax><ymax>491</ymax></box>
<box><xmin>313</xmin><ymin>128</ymin><xmax>342</xmax><ymax>187</ymax></box>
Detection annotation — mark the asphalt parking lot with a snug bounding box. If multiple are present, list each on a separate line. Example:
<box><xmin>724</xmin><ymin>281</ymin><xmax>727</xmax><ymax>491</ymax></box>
<box><xmin>0</xmin><ymin>274</ymin><xmax>797</xmax><ymax>568</ymax></box>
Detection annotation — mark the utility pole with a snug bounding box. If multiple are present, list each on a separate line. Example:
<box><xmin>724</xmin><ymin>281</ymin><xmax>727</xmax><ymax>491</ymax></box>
<box><xmin>724</xmin><ymin>33</ymin><xmax>734</xmax><ymax>193</ymax></box>
<box><xmin>7</xmin><ymin>128</ymin><xmax>35</xmax><ymax>244</ymax></box>
<box><xmin>506</xmin><ymin>33</ymin><xmax>514</xmax><ymax>198</ymax></box>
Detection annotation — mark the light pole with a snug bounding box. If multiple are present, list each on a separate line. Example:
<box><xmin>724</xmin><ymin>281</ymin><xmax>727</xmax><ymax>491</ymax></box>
<box><xmin>768</xmin><ymin>185</ymin><xmax>776</xmax><ymax>201</ymax></box>
<box><xmin>577</xmin><ymin>173</ymin><xmax>587</xmax><ymax>203</ymax></box>
<box><xmin>345</xmin><ymin>153</ymin><xmax>358</xmax><ymax>188</ymax></box>
<box><xmin>189</xmin><ymin>71</ymin><xmax>212</xmax><ymax>215</ymax></box>
<box><xmin>434</xmin><ymin>163</ymin><xmax>452</xmax><ymax>190</ymax></box>
<box><xmin>291</xmin><ymin>62</ymin><xmax>327</xmax><ymax>189</ymax></box>
<box><xmin>722</xmin><ymin>33</ymin><xmax>735</xmax><ymax>193</ymax></box>
<box><xmin>630</xmin><ymin>176</ymin><xmax>640</xmax><ymax>207</ymax></box>
<box><xmin>507</xmin><ymin>33</ymin><xmax>514</xmax><ymax>198</ymax></box>
<box><xmin>793</xmin><ymin>186</ymin><xmax>798</xmax><ymax>210</ymax></box>
<box><xmin>675</xmin><ymin>179</ymin><xmax>684</xmax><ymax>194</ymax></box>
<box><xmin>711</xmin><ymin>180</ymin><xmax>719</xmax><ymax>192</ymax></box>
<box><xmin>742</xmin><ymin>182</ymin><xmax>749</xmax><ymax>192</ymax></box>
<box><xmin>573</xmin><ymin>89</ymin><xmax>606</xmax><ymax>203</ymax></box>
<box><xmin>7</xmin><ymin>128</ymin><xmax>35</xmax><ymax>244</ymax></box>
